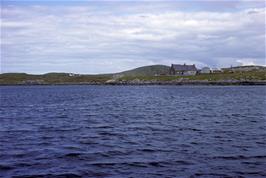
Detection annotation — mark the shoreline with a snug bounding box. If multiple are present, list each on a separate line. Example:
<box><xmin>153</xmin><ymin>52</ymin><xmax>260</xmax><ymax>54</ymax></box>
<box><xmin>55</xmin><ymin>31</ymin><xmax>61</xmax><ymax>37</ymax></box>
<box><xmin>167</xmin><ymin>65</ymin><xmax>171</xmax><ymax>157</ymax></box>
<box><xmin>1</xmin><ymin>81</ymin><xmax>266</xmax><ymax>86</ymax></box>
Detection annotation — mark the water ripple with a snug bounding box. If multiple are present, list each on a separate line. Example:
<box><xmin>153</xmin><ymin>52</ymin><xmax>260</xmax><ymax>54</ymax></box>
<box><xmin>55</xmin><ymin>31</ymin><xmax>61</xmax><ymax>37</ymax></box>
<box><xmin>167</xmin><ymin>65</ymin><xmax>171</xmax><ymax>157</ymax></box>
<box><xmin>0</xmin><ymin>85</ymin><xmax>266</xmax><ymax>177</ymax></box>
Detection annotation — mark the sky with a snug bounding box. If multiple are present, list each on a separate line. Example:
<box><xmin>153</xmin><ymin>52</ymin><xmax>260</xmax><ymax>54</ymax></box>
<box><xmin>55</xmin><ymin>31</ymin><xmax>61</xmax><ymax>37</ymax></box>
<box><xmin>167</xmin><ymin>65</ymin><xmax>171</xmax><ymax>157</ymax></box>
<box><xmin>1</xmin><ymin>0</ymin><xmax>265</xmax><ymax>74</ymax></box>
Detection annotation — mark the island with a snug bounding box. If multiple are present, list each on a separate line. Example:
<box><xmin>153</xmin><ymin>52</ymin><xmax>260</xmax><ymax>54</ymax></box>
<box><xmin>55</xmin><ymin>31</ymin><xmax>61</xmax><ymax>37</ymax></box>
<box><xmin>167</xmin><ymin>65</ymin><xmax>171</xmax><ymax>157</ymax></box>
<box><xmin>1</xmin><ymin>64</ymin><xmax>266</xmax><ymax>85</ymax></box>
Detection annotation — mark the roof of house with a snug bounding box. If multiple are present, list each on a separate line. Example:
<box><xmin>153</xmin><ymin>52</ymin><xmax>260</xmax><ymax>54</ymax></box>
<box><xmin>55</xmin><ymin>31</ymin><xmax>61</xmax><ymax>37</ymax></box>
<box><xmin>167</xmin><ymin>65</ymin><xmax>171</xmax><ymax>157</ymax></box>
<box><xmin>171</xmin><ymin>64</ymin><xmax>197</xmax><ymax>71</ymax></box>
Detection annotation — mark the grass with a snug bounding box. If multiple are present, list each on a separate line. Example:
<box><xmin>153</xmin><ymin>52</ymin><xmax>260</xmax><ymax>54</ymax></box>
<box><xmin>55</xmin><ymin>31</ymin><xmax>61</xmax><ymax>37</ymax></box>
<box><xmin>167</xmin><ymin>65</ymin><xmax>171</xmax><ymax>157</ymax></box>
<box><xmin>0</xmin><ymin>73</ymin><xmax>112</xmax><ymax>85</ymax></box>
<box><xmin>117</xmin><ymin>65</ymin><xmax>170</xmax><ymax>76</ymax></box>
<box><xmin>119</xmin><ymin>70</ymin><xmax>266</xmax><ymax>81</ymax></box>
<box><xmin>0</xmin><ymin>70</ymin><xmax>265</xmax><ymax>85</ymax></box>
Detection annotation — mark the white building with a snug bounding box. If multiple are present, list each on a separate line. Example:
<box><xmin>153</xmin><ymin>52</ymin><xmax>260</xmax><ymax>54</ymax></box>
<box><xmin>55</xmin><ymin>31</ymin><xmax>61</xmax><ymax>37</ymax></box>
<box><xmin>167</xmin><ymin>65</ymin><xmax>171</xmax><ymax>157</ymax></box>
<box><xmin>200</xmin><ymin>67</ymin><xmax>211</xmax><ymax>74</ymax></box>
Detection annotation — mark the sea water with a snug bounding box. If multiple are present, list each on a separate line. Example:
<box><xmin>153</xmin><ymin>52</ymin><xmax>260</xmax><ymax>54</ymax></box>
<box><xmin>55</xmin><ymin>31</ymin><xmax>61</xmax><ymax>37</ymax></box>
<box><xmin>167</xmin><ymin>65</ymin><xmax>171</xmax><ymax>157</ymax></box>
<box><xmin>0</xmin><ymin>85</ymin><xmax>266</xmax><ymax>177</ymax></box>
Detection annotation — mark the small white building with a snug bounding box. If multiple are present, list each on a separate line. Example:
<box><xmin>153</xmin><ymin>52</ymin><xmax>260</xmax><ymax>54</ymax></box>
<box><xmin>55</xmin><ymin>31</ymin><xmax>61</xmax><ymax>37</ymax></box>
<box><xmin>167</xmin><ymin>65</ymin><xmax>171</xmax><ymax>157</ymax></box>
<box><xmin>200</xmin><ymin>67</ymin><xmax>211</xmax><ymax>74</ymax></box>
<box><xmin>212</xmin><ymin>68</ymin><xmax>223</xmax><ymax>73</ymax></box>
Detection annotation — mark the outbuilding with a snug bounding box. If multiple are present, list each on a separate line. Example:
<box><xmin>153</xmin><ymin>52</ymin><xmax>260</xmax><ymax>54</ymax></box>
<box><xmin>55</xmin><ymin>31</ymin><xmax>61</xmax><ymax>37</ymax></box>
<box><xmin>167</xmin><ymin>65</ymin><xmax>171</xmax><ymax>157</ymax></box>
<box><xmin>200</xmin><ymin>67</ymin><xmax>212</xmax><ymax>74</ymax></box>
<box><xmin>169</xmin><ymin>64</ymin><xmax>197</xmax><ymax>76</ymax></box>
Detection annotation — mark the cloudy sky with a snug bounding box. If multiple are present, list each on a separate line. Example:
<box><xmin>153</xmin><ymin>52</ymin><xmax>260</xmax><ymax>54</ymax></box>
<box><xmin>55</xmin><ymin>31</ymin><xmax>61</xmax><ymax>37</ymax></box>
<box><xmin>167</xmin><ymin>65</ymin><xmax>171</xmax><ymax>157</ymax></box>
<box><xmin>1</xmin><ymin>0</ymin><xmax>265</xmax><ymax>74</ymax></box>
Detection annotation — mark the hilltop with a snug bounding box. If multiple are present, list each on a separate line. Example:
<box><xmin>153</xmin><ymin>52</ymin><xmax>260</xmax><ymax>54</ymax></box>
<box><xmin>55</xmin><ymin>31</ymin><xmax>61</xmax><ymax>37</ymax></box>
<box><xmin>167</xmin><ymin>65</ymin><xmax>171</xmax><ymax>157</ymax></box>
<box><xmin>116</xmin><ymin>65</ymin><xmax>170</xmax><ymax>76</ymax></box>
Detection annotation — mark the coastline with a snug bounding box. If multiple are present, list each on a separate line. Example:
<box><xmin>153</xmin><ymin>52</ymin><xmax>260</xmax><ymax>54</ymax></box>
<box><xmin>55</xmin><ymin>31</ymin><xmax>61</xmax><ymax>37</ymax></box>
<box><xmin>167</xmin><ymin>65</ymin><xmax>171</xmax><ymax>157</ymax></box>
<box><xmin>1</xmin><ymin>80</ymin><xmax>266</xmax><ymax>86</ymax></box>
<box><xmin>1</xmin><ymin>65</ymin><xmax>266</xmax><ymax>86</ymax></box>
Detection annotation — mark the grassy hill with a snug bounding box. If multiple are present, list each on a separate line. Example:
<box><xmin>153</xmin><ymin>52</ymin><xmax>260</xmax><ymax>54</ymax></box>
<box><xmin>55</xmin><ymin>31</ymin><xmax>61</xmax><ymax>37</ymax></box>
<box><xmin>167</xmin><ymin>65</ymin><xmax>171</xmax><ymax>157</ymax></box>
<box><xmin>0</xmin><ymin>65</ymin><xmax>265</xmax><ymax>85</ymax></box>
<box><xmin>116</xmin><ymin>65</ymin><xmax>170</xmax><ymax>76</ymax></box>
<box><xmin>118</xmin><ymin>70</ymin><xmax>266</xmax><ymax>82</ymax></box>
<box><xmin>222</xmin><ymin>65</ymin><xmax>266</xmax><ymax>72</ymax></box>
<box><xmin>0</xmin><ymin>73</ymin><xmax>112</xmax><ymax>85</ymax></box>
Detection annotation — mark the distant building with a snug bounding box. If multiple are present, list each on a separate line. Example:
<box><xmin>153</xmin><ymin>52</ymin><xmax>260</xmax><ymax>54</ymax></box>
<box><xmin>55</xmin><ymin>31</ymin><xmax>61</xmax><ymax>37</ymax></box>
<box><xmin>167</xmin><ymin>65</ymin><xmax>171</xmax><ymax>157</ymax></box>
<box><xmin>169</xmin><ymin>64</ymin><xmax>197</xmax><ymax>76</ymax></box>
<box><xmin>212</xmin><ymin>68</ymin><xmax>223</xmax><ymax>73</ymax></box>
<box><xmin>200</xmin><ymin>67</ymin><xmax>211</xmax><ymax>74</ymax></box>
<box><xmin>68</xmin><ymin>73</ymin><xmax>82</xmax><ymax>77</ymax></box>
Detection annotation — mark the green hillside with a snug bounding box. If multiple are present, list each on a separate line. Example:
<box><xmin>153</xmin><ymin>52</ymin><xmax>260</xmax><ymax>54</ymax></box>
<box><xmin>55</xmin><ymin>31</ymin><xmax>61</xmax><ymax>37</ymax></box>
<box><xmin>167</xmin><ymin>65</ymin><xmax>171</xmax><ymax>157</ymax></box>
<box><xmin>118</xmin><ymin>70</ymin><xmax>266</xmax><ymax>82</ymax></box>
<box><xmin>0</xmin><ymin>73</ymin><xmax>112</xmax><ymax>85</ymax></box>
<box><xmin>117</xmin><ymin>65</ymin><xmax>170</xmax><ymax>76</ymax></box>
<box><xmin>0</xmin><ymin>65</ymin><xmax>265</xmax><ymax>85</ymax></box>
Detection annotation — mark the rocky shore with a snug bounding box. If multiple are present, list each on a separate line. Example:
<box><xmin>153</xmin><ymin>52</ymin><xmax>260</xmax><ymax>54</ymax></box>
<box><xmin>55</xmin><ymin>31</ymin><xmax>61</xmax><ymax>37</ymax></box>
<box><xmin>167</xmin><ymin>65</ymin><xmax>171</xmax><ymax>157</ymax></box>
<box><xmin>105</xmin><ymin>79</ymin><xmax>266</xmax><ymax>85</ymax></box>
<box><xmin>1</xmin><ymin>79</ymin><xmax>265</xmax><ymax>86</ymax></box>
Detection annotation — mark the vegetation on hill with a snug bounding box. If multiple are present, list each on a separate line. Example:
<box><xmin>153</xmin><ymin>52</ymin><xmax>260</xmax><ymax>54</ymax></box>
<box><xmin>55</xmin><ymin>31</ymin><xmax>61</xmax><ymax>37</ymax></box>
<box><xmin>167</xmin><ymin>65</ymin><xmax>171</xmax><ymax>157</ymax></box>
<box><xmin>0</xmin><ymin>65</ymin><xmax>265</xmax><ymax>85</ymax></box>
<box><xmin>118</xmin><ymin>70</ymin><xmax>266</xmax><ymax>82</ymax></box>
<box><xmin>116</xmin><ymin>65</ymin><xmax>170</xmax><ymax>76</ymax></box>
<box><xmin>222</xmin><ymin>65</ymin><xmax>266</xmax><ymax>72</ymax></box>
<box><xmin>0</xmin><ymin>73</ymin><xmax>112</xmax><ymax>85</ymax></box>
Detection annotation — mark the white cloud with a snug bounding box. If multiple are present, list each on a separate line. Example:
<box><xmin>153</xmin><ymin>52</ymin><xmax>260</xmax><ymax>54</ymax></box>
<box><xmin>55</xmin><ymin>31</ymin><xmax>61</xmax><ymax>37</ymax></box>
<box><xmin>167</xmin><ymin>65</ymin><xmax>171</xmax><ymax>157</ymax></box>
<box><xmin>236</xmin><ymin>59</ymin><xmax>256</xmax><ymax>66</ymax></box>
<box><xmin>236</xmin><ymin>58</ymin><xmax>266</xmax><ymax>66</ymax></box>
<box><xmin>1</xmin><ymin>3</ymin><xmax>265</xmax><ymax>74</ymax></box>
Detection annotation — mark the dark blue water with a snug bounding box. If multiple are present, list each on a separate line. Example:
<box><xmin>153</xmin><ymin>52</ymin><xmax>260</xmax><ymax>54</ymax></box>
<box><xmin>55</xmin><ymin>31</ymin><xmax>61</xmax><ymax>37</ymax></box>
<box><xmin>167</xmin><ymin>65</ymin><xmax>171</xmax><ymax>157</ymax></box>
<box><xmin>0</xmin><ymin>86</ymin><xmax>266</xmax><ymax>178</ymax></box>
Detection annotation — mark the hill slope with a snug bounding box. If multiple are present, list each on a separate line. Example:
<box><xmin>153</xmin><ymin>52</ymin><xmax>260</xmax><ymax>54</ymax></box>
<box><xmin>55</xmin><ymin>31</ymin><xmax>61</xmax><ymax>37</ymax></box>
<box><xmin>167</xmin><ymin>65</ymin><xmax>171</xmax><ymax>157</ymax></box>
<box><xmin>1</xmin><ymin>65</ymin><xmax>265</xmax><ymax>85</ymax></box>
<box><xmin>0</xmin><ymin>73</ymin><xmax>111</xmax><ymax>85</ymax></box>
<box><xmin>116</xmin><ymin>65</ymin><xmax>170</xmax><ymax>76</ymax></box>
